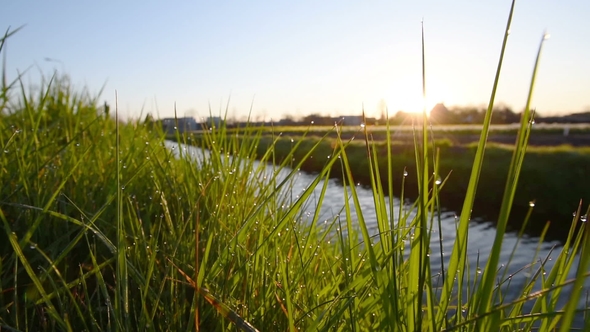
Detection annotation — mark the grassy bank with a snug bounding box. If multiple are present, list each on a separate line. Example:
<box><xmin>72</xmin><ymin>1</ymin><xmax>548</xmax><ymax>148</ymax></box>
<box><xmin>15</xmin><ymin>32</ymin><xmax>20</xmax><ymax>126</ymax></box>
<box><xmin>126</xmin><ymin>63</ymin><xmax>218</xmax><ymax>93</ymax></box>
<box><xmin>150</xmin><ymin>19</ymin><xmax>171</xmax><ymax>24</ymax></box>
<box><xmin>241</xmin><ymin>135</ymin><xmax>590</xmax><ymax>242</ymax></box>
<box><xmin>3</xmin><ymin>4</ymin><xmax>590</xmax><ymax>331</ymax></box>
<box><xmin>217</xmin><ymin>123</ymin><xmax>590</xmax><ymax>147</ymax></box>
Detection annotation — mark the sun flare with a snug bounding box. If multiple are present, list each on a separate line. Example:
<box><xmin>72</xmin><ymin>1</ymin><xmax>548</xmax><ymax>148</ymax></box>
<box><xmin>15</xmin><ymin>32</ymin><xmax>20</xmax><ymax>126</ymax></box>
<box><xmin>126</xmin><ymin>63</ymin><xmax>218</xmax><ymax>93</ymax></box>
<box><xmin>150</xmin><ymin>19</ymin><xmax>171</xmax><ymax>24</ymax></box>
<box><xmin>385</xmin><ymin>95</ymin><xmax>436</xmax><ymax>116</ymax></box>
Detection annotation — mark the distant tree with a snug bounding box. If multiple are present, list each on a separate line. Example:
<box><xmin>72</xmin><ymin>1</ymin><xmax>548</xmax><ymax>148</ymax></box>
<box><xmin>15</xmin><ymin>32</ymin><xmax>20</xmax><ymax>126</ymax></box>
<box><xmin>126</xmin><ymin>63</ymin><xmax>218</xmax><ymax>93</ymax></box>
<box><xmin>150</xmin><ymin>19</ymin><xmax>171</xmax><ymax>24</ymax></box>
<box><xmin>278</xmin><ymin>114</ymin><xmax>299</xmax><ymax>126</ymax></box>
<box><xmin>449</xmin><ymin>106</ymin><xmax>486</xmax><ymax>124</ymax></box>
<box><xmin>491</xmin><ymin>104</ymin><xmax>519</xmax><ymax>124</ymax></box>
<box><xmin>429</xmin><ymin>103</ymin><xmax>458</xmax><ymax>124</ymax></box>
<box><xmin>389</xmin><ymin>110</ymin><xmax>417</xmax><ymax>125</ymax></box>
<box><xmin>302</xmin><ymin>113</ymin><xmax>332</xmax><ymax>126</ymax></box>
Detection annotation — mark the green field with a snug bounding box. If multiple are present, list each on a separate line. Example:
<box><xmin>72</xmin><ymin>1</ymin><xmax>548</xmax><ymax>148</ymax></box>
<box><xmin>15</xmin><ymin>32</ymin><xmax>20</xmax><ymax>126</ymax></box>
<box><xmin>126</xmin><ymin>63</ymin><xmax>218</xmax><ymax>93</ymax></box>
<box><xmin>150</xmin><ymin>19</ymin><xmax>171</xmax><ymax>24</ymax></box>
<box><xmin>214</xmin><ymin>122</ymin><xmax>590</xmax><ymax>147</ymax></box>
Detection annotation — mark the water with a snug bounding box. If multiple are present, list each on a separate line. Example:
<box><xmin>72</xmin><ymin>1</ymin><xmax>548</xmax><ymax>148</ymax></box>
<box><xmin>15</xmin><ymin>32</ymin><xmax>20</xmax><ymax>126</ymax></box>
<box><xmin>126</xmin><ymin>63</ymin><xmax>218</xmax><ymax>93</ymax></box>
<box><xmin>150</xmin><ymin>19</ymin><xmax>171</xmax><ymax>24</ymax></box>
<box><xmin>168</xmin><ymin>141</ymin><xmax>588</xmax><ymax>326</ymax></box>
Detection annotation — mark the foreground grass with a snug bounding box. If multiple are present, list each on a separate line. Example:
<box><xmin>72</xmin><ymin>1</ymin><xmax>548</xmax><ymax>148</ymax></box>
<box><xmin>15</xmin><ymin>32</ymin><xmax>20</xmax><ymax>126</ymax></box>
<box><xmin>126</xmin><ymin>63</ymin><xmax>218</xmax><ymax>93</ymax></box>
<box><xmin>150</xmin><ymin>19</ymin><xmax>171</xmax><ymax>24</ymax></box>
<box><xmin>2</xmin><ymin>3</ymin><xmax>590</xmax><ymax>331</ymax></box>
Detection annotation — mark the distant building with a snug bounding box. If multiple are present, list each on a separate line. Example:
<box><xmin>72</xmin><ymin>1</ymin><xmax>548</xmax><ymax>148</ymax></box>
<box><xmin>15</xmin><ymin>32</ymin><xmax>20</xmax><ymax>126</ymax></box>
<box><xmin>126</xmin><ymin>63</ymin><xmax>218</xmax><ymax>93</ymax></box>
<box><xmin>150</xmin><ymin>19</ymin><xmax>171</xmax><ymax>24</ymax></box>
<box><xmin>206</xmin><ymin>116</ymin><xmax>224</xmax><ymax>128</ymax></box>
<box><xmin>341</xmin><ymin>115</ymin><xmax>364</xmax><ymax>126</ymax></box>
<box><xmin>161</xmin><ymin>117</ymin><xmax>198</xmax><ymax>134</ymax></box>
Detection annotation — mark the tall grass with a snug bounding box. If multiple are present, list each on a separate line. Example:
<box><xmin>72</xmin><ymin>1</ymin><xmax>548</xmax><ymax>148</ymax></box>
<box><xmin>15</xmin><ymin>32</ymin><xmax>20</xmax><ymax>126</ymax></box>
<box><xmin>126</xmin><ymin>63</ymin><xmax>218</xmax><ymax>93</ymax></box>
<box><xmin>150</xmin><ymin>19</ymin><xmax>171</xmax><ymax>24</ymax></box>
<box><xmin>2</xmin><ymin>1</ymin><xmax>590</xmax><ymax>330</ymax></box>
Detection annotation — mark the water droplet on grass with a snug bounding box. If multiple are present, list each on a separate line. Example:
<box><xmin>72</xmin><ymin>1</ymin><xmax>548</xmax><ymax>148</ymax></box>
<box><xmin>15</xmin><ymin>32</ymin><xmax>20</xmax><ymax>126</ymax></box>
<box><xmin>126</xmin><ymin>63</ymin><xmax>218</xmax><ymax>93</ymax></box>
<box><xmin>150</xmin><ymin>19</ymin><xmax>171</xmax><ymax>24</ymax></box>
<box><xmin>582</xmin><ymin>215</ymin><xmax>588</xmax><ymax>223</ymax></box>
<box><xmin>403</xmin><ymin>170</ymin><xmax>408</xmax><ymax>177</ymax></box>
<box><xmin>529</xmin><ymin>201</ymin><xmax>535</xmax><ymax>207</ymax></box>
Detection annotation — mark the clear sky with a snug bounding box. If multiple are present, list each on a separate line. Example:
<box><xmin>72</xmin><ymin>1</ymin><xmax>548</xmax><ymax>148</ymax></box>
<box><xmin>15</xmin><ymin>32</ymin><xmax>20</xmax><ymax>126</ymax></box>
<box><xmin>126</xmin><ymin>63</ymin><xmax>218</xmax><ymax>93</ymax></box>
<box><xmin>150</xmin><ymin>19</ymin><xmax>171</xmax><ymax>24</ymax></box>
<box><xmin>2</xmin><ymin>1</ymin><xmax>589</xmax><ymax>120</ymax></box>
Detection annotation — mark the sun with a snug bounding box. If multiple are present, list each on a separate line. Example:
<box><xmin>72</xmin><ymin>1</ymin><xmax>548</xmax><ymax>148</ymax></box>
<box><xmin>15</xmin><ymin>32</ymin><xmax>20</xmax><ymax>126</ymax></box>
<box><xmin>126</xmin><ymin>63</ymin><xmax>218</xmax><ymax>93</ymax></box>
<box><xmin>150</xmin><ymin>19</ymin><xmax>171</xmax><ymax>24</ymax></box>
<box><xmin>385</xmin><ymin>95</ymin><xmax>436</xmax><ymax>116</ymax></box>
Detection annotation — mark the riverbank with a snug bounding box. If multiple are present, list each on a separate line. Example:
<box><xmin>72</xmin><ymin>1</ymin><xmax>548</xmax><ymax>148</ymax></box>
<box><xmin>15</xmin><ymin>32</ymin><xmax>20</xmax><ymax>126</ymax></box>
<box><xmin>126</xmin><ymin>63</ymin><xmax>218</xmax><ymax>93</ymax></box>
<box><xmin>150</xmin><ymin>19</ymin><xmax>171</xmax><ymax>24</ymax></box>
<box><xmin>222</xmin><ymin>122</ymin><xmax>590</xmax><ymax>146</ymax></box>
<box><xmin>177</xmin><ymin>130</ymin><xmax>590</xmax><ymax>242</ymax></box>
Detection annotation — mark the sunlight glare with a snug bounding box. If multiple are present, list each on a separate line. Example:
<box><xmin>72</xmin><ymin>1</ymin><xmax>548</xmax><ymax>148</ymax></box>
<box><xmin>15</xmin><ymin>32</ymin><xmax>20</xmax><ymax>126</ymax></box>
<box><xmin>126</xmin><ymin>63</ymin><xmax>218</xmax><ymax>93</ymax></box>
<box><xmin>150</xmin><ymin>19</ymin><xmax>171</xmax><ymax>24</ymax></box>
<box><xmin>386</xmin><ymin>95</ymin><xmax>435</xmax><ymax>116</ymax></box>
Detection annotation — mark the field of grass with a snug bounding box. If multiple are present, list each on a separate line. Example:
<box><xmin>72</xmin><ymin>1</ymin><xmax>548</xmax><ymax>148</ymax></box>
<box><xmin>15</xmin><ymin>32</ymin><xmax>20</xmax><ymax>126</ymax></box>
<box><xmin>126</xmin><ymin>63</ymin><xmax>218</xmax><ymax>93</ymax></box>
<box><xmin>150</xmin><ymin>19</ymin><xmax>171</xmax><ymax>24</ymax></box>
<box><xmin>214</xmin><ymin>123</ymin><xmax>590</xmax><ymax>147</ymax></box>
<box><xmin>3</xmin><ymin>3</ymin><xmax>590</xmax><ymax>331</ymax></box>
<box><xmin>236</xmin><ymin>123</ymin><xmax>590</xmax><ymax>135</ymax></box>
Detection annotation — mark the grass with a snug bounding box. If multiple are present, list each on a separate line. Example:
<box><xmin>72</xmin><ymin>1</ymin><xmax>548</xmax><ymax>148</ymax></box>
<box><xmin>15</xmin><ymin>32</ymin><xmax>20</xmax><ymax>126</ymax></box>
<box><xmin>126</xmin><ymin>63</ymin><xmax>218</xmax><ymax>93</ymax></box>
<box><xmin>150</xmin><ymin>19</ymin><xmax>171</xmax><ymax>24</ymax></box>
<box><xmin>221</xmin><ymin>123</ymin><xmax>590</xmax><ymax>147</ymax></box>
<box><xmin>183</xmin><ymin>134</ymin><xmax>589</xmax><ymax>242</ymax></box>
<box><xmin>2</xmin><ymin>1</ymin><xmax>590</xmax><ymax>330</ymax></box>
<box><xmin>224</xmin><ymin>123</ymin><xmax>590</xmax><ymax>135</ymax></box>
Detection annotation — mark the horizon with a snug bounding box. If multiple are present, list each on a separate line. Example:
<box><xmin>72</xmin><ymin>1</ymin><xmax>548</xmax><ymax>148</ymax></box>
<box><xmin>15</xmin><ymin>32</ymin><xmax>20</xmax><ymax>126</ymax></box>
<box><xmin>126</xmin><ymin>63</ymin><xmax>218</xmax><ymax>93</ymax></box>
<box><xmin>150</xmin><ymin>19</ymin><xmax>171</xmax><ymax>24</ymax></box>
<box><xmin>156</xmin><ymin>102</ymin><xmax>590</xmax><ymax>124</ymax></box>
<box><xmin>2</xmin><ymin>1</ymin><xmax>589</xmax><ymax>120</ymax></box>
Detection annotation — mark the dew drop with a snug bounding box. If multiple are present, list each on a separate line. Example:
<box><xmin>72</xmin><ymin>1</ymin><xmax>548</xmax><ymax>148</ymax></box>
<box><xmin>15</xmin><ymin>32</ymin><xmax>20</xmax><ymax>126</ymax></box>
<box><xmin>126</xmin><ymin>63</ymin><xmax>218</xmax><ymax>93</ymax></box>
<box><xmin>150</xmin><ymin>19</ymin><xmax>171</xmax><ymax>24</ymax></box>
<box><xmin>529</xmin><ymin>201</ymin><xmax>535</xmax><ymax>207</ymax></box>
<box><xmin>403</xmin><ymin>170</ymin><xmax>408</xmax><ymax>177</ymax></box>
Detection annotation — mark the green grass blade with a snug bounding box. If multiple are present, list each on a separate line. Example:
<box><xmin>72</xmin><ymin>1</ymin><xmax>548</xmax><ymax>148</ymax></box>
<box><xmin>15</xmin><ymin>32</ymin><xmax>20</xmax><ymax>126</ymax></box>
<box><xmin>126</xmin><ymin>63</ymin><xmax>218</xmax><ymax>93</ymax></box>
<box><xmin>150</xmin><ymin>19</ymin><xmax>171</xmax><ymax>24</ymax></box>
<box><xmin>436</xmin><ymin>0</ymin><xmax>516</xmax><ymax>325</ymax></box>
<box><xmin>475</xmin><ymin>31</ymin><xmax>549</xmax><ymax>329</ymax></box>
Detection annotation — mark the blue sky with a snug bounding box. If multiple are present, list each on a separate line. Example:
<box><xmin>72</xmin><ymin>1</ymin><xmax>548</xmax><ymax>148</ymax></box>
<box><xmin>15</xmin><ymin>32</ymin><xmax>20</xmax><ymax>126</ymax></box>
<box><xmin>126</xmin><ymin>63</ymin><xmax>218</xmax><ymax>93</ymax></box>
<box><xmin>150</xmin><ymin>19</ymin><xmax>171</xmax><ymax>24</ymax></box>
<box><xmin>2</xmin><ymin>1</ymin><xmax>589</xmax><ymax>120</ymax></box>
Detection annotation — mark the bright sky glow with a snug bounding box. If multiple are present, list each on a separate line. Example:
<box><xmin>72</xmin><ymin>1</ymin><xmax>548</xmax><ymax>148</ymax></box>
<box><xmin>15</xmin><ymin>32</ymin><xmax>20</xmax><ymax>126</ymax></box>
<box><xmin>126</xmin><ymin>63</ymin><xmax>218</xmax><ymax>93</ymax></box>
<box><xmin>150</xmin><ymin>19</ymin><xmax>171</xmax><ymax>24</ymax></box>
<box><xmin>2</xmin><ymin>1</ymin><xmax>589</xmax><ymax>120</ymax></box>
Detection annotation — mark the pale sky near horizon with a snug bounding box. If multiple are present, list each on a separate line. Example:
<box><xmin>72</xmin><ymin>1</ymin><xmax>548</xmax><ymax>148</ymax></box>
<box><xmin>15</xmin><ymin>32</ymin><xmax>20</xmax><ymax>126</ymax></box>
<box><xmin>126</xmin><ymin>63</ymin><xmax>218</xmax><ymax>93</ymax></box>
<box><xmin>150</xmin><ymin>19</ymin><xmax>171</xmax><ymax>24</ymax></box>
<box><xmin>2</xmin><ymin>1</ymin><xmax>589</xmax><ymax>120</ymax></box>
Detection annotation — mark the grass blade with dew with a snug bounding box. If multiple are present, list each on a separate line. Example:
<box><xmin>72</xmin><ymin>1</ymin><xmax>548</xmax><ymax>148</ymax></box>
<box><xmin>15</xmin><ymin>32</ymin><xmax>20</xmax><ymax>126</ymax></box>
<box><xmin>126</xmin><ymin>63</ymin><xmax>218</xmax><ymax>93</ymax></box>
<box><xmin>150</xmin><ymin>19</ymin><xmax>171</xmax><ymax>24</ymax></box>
<box><xmin>362</xmin><ymin>112</ymin><xmax>404</xmax><ymax>329</ymax></box>
<box><xmin>435</xmin><ymin>0</ymin><xmax>516</xmax><ymax>327</ymax></box>
<box><xmin>558</xmin><ymin>205</ymin><xmax>590</xmax><ymax>332</ymax></box>
<box><xmin>114</xmin><ymin>91</ymin><xmax>130</xmax><ymax>331</ymax></box>
<box><xmin>0</xmin><ymin>210</ymin><xmax>69</xmax><ymax>330</ymax></box>
<box><xmin>475</xmin><ymin>31</ymin><xmax>549</xmax><ymax>329</ymax></box>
